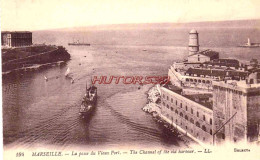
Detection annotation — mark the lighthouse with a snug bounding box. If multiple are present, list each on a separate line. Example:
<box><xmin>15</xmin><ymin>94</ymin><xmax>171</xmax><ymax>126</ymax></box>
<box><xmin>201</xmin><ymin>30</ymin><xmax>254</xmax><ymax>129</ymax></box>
<box><xmin>188</xmin><ymin>29</ymin><xmax>199</xmax><ymax>55</ymax></box>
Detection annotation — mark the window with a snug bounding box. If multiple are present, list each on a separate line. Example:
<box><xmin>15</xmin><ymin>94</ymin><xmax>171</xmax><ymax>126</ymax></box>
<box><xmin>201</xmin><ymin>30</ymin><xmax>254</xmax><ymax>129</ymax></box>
<box><xmin>176</xmin><ymin>100</ymin><xmax>178</xmax><ymax>106</ymax></box>
<box><xmin>163</xmin><ymin>94</ymin><xmax>165</xmax><ymax>98</ymax></box>
<box><xmin>185</xmin><ymin>126</ymin><xmax>188</xmax><ymax>130</ymax></box>
<box><xmin>163</xmin><ymin>102</ymin><xmax>165</xmax><ymax>106</ymax></box>
<box><xmin>185</xmin><ymin>106</ymin><xmax>188</xmax><ymax>111</ymax></box>
<box><xmin>210</xmin><ymin>129</ymin><xmax>212</xmax><ymax>135</ymax></box>
<box><xmin>167</xmin><ymin>96</ymin><xmax>169</xmax><ymax>100</ymax></box>
<box><xmin>175</xmin><ymin>110</ymin><xmax>178</xmax><ymax>114</ymax></box>
<box><xmin>210</xmin><ymin>118</ymin><xmax>212</xmax><ymax>125</ymax></box>
<box><xmin>198</xmin><ymin>55</ymin><xmax>200</xmax><ymax>61</ymax></box>
<box><xmin>180</xmin><ymin>103</ymin><xmax>182</xmax><ymax>108</ymax></box>
<box><xmin>222</xmin><ymin>133</ymin><xmax>225</xmax><ymax>139</ymax></box>
<box><xmin>197</xmin><ymin>111</ymin><xmax>199</xmax><ymax>117</ymax></box>
<box><xmin>171</xmin><ymin>98</ymin><xmax>173</xmax><ymax>103</ymax></box>
<box><xmin>196</xmin><ymin>122</ymin><xmax>200</xmax><ymax>128</ymax></box>
<box><xmin>180</xmin><ymin>112</ymin><xmax>183</xmax><ymax>117</ymax></box>
<box><xmin>190</xmin><ymin>118</ymin><xmax>194</xmax><ymax>124</ymax></box>
<box><xmin>191</xmin><ymin>108</ymin><xmax>193</xmax><ymax>114</ymax></box>
<box><xmin>185</xmin><ymin>115</ymin><xmax>188</xmax><ymax>120</ymax></box>
<box><xmin>203</xmin><ymin>115</ymin><xmax>206</xmax><ymax>121</ymax></box>
<box><xmin>170</xmin><ymin>107</ymin><xmax>173</xmax><ymax>111</ymax></box>
<box><xmin>166</xmin><ymin>104</ymin><xmax>169</xmax><ymax>109</ymax></box>
<box><xmin>202</xmin><ymin>125</ymin><xmax>206</xmax><ymax>132</ymax></box>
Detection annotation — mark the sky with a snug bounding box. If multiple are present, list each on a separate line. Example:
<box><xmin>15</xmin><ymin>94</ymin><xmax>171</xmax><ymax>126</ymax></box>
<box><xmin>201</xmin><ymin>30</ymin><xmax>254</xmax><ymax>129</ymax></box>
<box><xmin>1</xmin><ymin>0</ymin><xmax>260</xmax><ymax>31</ymax></box>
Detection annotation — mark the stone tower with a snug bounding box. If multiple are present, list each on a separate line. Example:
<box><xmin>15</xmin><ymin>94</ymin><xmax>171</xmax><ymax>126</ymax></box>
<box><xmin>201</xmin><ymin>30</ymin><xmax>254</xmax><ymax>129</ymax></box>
<box><xmin>188</xmin><ymin>29</ymin><xmax>199</xmax><ymax>55</ymax></box>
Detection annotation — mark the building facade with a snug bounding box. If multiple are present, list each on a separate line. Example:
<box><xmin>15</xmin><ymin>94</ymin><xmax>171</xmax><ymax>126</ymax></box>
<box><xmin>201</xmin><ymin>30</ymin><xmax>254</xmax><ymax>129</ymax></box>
<box><xmin>160</xmin><ymin>86</ymin><xmax>213</xmax><ymax>145</ymax></box>
<box><xmin>1</xmin><ymin>31</ymin><xmax>32</xmax><ymax>47</ymax></box>
<box><xmin>213</xmin><ymin>74</ymin><xmax>260</xmax><ymax>145</ymax></box>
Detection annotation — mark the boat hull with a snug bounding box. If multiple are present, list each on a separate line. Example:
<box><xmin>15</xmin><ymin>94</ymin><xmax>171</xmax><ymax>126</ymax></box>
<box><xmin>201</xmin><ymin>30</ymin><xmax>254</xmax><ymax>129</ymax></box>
<box><xmin>79</xmin><ymin>86</ymin><xmax>97</xmax><ymax>118</ymax></box>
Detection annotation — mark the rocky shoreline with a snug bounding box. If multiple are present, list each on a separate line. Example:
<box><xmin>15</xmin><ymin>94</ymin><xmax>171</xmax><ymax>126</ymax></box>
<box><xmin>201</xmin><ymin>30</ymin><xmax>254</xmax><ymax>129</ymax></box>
<box><xmin>1</xmin><ymin>45</ymin><xmax>70</xmax><ymax>75</ymax></box>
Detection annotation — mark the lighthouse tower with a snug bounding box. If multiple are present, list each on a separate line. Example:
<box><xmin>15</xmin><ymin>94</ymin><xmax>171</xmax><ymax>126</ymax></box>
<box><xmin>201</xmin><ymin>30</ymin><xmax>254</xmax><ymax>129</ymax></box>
<box><xmin>188</xmin><ymin>29</ymin><xmax>199</xmax><ymax>55</ymax></box>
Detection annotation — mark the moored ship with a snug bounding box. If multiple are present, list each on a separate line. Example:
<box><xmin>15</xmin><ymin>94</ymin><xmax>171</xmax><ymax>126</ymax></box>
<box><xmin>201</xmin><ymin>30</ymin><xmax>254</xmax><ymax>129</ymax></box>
<box><xmin>79</xmin><ymin>84</ymin><xmax>97</xmax><ymax>117</ymax></box>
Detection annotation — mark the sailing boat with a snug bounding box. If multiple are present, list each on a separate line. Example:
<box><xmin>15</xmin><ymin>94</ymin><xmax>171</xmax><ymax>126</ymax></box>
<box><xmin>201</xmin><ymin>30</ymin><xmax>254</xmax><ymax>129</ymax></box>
<box><xmin>65</xmin><ymin>68</ymin><xmax>70</xmax><ymax>77</ymax></box>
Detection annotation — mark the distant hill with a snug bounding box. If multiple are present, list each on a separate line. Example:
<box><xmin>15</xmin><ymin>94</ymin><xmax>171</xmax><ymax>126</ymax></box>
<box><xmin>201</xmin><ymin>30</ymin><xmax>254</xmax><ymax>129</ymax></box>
<box><xmin>47</xmin><ymin>19</ymin><xmax>260</xmax><ymax>32</ymax></box>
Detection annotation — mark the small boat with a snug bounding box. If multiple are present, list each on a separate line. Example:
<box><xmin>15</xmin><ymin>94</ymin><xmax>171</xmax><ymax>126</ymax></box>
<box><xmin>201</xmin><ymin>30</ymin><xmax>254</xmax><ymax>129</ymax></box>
<box><xmin>79</xmin><ymin>84</ymin><xmax>97</xmax><ymax>117</ymax></box>
<box><xmin>238</xmin><ymin>38</ymin><xmax>260</xmax><ymax>48</ymax></box>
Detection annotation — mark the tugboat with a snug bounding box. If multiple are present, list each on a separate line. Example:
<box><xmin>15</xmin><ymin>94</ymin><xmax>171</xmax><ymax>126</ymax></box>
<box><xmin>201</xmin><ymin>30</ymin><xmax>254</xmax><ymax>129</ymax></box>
<box><xmin>79</xmin><ymin>84</ymin><xmax>97</xmax><ymax>117</ymax></box>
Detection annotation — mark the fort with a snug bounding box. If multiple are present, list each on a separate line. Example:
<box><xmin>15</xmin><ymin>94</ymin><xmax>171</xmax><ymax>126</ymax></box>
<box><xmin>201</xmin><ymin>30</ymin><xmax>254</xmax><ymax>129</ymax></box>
<box><xmin>1</xmin><ymin>31</ymin><xmax>32</xmax><ymax>47</ymax></box>
<box><xmin>151</xmin><ymin>29</ymin><xmax>260</xmax><ymax>146</ymax></box>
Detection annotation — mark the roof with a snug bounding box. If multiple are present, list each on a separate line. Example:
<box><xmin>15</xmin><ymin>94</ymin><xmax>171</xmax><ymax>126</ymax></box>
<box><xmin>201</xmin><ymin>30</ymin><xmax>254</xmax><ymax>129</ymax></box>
<box><xmin>1</xmin><ymin>31</ymin><xmax>32</xmax><ymax>34</ymax></box>
<box><xmin>184</xmin><ymin>94</ymin><xmax>213</xmax><ymax>110</ymax></box>
<box><xmin>188</xmin><ymin>49</ymin><xmax>219</xmax><ymax>58</ymax></box>
<box><xmin>185</xmin><ymin>68</ymin><xmax>248</xmax><ymax>77</ymax></box>
<box><xmin>212</xmin><ymin>59</ymin><xmax>239</xmax><ymax>64</ymax></box>
<box><xmin>190</xmin><ymin>29</ymin><xmax>198</xmax><ymax>34</ymax></box>
<box><xmin>205</xmin><ymin>58</ymin><xmax>240</xmax><ymax>68</ymax></box>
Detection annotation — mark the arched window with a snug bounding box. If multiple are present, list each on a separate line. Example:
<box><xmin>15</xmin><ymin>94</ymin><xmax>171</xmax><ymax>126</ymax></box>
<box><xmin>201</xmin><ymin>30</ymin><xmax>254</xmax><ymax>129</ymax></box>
<box><xmin>175</xmin><ymin>110</ymin><xmax>178</xmax><ymax>114</ymax></box>
<box><xmin>197</xmin><ymin>111</ymin><xmax>199</xmax><ymax>117</ymax></box>
<box><xmin>191</xmin><ymin>108</ymin><xmax>193</xmax><ymax>114</ymax></box>
<box><xmin>180</xmin><ymin>112</ymin><xmax>183</xmax><ymax>117</ymax></box>
<box><xmin>170</xmin><ymin>107</ymin><xmax>173</xmax><ymax>111</ymax></box>
<box><xmin>203</xmin><ymin>115</ymin><xmax>206</xmax><ymax>121</ymax></box>
<box><xmin>202</xmin><ymin>80</ymin><xmax>205</xmax><ymax>83</ymax></box>
<box><xmin>210</xmin><ymin>129</ymin><xmax>212</xmax><ymax>135</ymax></box>
<box><xmin>198</xmin><ymin>80</ymin><xmax>201</xmax><ymax>83</ymax></box>
<box><xmin>210</xmin><ymin>118</ymin><xmax>212</xmax><ymax>125</ymax></box>
<box><xmin>186</xmin><ymin>79</ymin><xmax>189</xmax><ymax>82</ymax></box>
<box><xmin>206</xmin><ymin>80</ymin><xmax>210</xmax><ymax>84</ymax></box>
<box><xmin>194</xmin><ymin>79</ymin><xmax>197</xmax><ymax>82</ymax></box>
<box><xmin>171</xmin><ymin>98</ymin><xmax>173</xmax><ymax>103</ymax></box>
<box><xmin>185</xmin><ymin>106</ymin><xmax>188</xmax><ymax>111</ymax></box>
<box><xmin>185</xmin><ymin>115</ymin><xmax>188</xmax><ymax>120</ymax></box>
<box><xmin>166</xmin><ymin>104</ymin><xmax>169</xmax><ymax>109</ymax></box>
